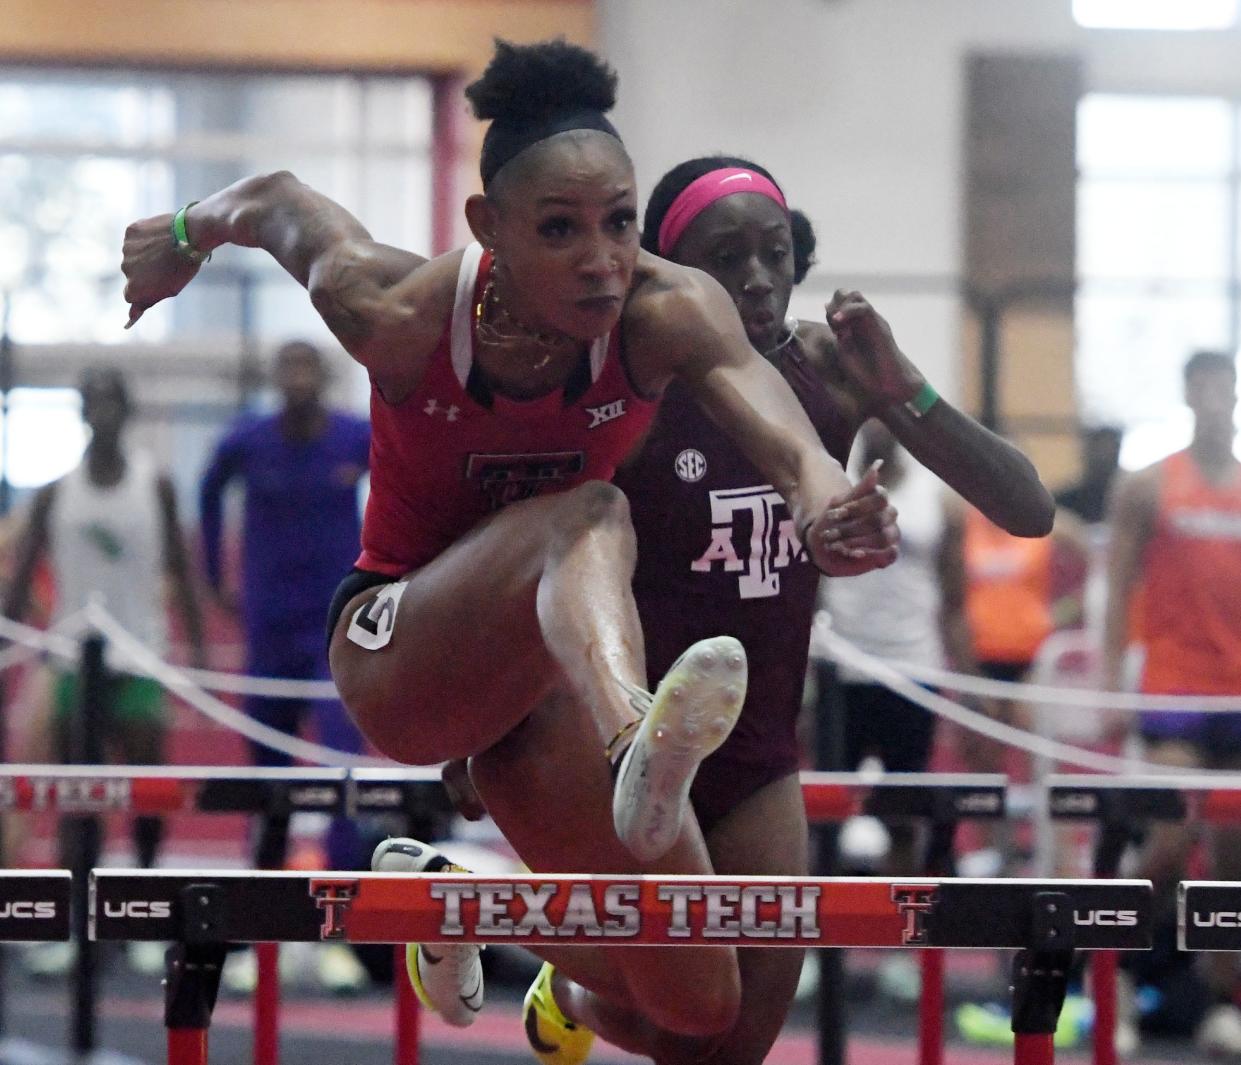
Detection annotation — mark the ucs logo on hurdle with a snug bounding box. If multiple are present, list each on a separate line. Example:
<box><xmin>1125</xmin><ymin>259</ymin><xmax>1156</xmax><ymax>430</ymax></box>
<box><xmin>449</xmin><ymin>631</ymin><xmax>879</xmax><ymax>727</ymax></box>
<box><xmin>0</xmin><ymin>873</ymin><xmax>72</xmax><ymax>941</ymax></box>
<box><xmin>1180</xmin><ymin>884</ymin><xmax>1241</xmax><ymax>951</ymax></box>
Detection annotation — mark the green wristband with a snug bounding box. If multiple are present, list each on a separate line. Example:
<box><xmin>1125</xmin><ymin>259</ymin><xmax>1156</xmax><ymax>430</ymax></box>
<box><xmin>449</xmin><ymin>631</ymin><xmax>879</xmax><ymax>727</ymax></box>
<box><xmin>903</xmin><ymin>380</ymin><xmax>939</xmax><ymax>418</ymax></box>
<box><xmin>171</xmin><ymin>202</ymin><xmax>210</xmax><ymax>264</ymax></box>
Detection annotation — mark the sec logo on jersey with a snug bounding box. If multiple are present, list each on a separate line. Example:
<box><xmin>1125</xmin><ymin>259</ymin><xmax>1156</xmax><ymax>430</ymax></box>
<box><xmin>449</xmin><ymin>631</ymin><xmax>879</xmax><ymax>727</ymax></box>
<box><xmin>675</xmin><ymin>449</ymin><xmax>707</xmax><ymax>483</ymax></box>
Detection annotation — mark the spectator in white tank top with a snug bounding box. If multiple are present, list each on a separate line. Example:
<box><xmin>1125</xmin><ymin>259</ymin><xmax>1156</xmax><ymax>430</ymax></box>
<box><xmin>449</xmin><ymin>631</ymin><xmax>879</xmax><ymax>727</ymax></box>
<box><xmin>3</xmin><ymin>367</ymin><xmax>203</xmax><ymax>976</ymax></box>
<box><xmin>815</xmin><ymin>422</ymin><xmax>980</xmax><ymax>869</ymax></box>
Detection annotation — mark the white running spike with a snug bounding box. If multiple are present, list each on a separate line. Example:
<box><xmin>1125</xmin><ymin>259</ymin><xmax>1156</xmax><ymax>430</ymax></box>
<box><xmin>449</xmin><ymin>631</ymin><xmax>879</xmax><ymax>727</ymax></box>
<box><xmin>612</xmin><ymin>636</ymin><xmax>748</xmax><ymax>862</ymax></box>
<box><xmin>371</xmin><ymin>838</ymin><xmax>484</xmax><ymax>1028</ymax></box>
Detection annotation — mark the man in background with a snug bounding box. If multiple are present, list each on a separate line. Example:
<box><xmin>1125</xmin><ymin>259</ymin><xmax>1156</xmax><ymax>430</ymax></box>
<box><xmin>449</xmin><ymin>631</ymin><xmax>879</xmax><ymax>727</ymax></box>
<box><xmin>1105</xmin><ymin>350</ymin><xmax>1241</xmax><ymax>1055</ymax></box>
<box><xmin>199</xmin><ymin>340</ymin><xmax>370</xmax><ymax>992</ymax></box>
<box><xmin>4</xmin><ymin>366</ymin><xmax>204</xmax><ymax>974</ymax></box>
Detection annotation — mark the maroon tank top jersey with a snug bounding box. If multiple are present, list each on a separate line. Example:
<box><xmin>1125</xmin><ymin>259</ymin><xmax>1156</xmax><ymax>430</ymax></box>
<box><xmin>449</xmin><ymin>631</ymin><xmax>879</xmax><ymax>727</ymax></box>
<box><xmin>615</xmin><ymin>331</ymin><xmax>854</xmax><ymax>809</ymax></box>
<box><xmin>358</xmin><ymin>244</ymin><xmax>658</xmax><ymax>576</ymax></box>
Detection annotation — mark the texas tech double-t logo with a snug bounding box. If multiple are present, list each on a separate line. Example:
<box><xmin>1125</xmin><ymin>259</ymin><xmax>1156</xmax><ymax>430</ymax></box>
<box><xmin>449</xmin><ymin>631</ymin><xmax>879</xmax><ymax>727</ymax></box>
<box><xmin>466</xmin><ymin>451</ymin><xmax>586</xmax><ymax>510</ymax></box>
<box><xmin>891</xmin><ymin>885</ymin><xmax>938</xmax><ymax>945</ymax></box>
<box><xmin>310</xmin><ymin>878</ymin><xmax>359</xmax><ymax>940</ymax></box>
<box><xmin>690</xmin><ymin>485</ymin><xmax>806</xmax><ymax>598</ymax></box>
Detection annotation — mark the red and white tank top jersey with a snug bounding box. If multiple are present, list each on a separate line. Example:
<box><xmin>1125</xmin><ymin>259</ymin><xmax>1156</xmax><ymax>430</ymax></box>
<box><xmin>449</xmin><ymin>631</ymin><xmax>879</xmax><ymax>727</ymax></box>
<box><xmin>1139</xmin><ymin>449</ymin><xmax>1241</xmax><ymax>695</ymax></box>
<box><xmin>357</xmin><ymin>243</ymin><xmax>658</xmax><ymax>576</ymax></box>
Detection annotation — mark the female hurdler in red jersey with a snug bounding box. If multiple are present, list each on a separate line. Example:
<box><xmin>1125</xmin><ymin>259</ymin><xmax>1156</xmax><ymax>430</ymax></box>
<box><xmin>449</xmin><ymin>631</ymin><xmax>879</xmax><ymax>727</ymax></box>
<box><xmin>120</xmin><ymin>40</ymin><xmax>898</xmax><ymax>1055</ymax></box>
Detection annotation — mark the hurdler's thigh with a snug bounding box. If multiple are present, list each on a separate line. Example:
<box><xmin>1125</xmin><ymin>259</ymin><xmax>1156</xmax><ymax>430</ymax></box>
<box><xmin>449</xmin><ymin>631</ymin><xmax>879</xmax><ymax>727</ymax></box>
<box><xmin>327</xmin><ymin>561</ymin><xmax>556</xmax><ymax>761</ymax></box>
<box><xmin>331</xmin><ymin>500</ymin><xmax>582</xmax><ymax>672</ymax></box>
<box><xmin>329</xmin><ymin>593</ymin><xmax>555</xmax><ymax>763</ymax></box>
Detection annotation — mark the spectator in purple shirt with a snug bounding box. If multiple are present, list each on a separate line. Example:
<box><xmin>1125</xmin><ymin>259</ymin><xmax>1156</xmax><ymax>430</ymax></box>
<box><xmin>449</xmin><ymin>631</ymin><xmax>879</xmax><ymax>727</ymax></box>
<box><xmin>199</xmin><ymin>340</ymin><xmax>370</xmax><ymax>863</ymax></box>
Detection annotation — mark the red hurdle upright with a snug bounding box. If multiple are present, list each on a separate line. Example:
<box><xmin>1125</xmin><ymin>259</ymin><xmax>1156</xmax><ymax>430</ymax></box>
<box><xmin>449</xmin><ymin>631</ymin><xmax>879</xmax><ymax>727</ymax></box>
<box><xmin>802</xmin><ymin>772</ymin><xmax>1007</xmax><ymax>1065</ymax></box>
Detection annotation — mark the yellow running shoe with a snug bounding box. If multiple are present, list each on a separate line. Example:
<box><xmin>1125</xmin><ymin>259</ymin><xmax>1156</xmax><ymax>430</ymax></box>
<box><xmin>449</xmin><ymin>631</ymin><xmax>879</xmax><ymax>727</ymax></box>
<box><xmin>523</xmin><ymin>962</ymin><xmax>594</xmax><ymax>1065</ymax></box>
<box><xmin>372</xmin><ymin>838</ymin><xmax>484</xmax><ymax>1027</ymax></box>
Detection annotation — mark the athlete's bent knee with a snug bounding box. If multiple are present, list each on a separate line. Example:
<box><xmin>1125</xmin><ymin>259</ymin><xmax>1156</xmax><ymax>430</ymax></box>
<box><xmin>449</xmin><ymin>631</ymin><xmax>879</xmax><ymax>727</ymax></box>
<box><xmin>561</xmin><ymin>480</ymin><xmax>632</xmax><ymax>532</ymax></box>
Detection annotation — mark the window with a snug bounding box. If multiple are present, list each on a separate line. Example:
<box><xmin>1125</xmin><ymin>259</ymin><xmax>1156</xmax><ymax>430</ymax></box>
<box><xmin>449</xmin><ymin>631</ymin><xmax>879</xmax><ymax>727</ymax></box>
<box><xmin>1073</xmin><ymin>0</ymin><xmax>1238</xmax><ymax>30</ymax></box>
<box><xmin>0</xmin><ymin>67</ymin><xmax>437</xmax><ymax>500</ymax></box>
<box><xmin>1075</xmin><ymin>94</ymin><xmax>1241</xmax><ymax>467</ymax></box>
<box><xmin>0</xmin><ymin>388</ymin><xmax>86</xmax><ymax>489</ymax></box>
<box><xmin>0</xmin><ymin>68</ymin><xmax>434</xmax><ymax>346</ymax></box>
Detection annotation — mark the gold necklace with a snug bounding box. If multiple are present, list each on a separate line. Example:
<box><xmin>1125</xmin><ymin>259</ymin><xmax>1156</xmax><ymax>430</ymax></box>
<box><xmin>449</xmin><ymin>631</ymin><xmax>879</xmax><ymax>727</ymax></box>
<box><xmin>474</xmin><ymin>275</ymin><xmax>577</xmax><ymax>372</ymax></box>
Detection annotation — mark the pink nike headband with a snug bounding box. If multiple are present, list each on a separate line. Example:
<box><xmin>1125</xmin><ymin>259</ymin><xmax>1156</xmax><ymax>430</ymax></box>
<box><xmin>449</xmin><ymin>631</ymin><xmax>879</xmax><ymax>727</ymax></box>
<box><xmin>657</xmin><ymin>167</ymin><xmax>789</xmax><ymax>256</ymax></box>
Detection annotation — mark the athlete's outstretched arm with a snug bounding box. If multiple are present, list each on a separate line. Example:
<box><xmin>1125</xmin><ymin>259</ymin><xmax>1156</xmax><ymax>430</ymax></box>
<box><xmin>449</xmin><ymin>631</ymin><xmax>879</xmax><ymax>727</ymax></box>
<box><xmin>630</xmin><ymin>269</ymin><xmax>897</xmax><ymax>577</ymax></box>
<box><xmin>818</xmin><ymin>290</ymin><xmax>1054</xmax><ymax>537</ymax></box>
<box><xmin>121</xmin><ymin>173</ymin><xmax>430</xmax><ymax>377</ymax></box>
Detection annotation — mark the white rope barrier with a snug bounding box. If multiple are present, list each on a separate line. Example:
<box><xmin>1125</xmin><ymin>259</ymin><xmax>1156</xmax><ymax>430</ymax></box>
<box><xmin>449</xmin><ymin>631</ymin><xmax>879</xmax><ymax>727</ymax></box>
<box><xmin>0</xmin><ymin>611</ymin><xmax>336</xmax><ymax>699</ymax></box>
<box><xmin>0</xmin><ymin>611</ymin><xmax>85</xmax><ymax>665</ymax></box>
<box><xmin>813</xmin><ymin>615</ymin><xmax>1241</xmax><ymax>714</ymax></box>
<box><xmin>8</xmin><ymin>607</ymin><xmax>1237</xmax><ymax>714</ymax></box>
<box><xmin>11</xmin><ymin>601</ymin><xmax>1241</xmax><ymax>775</ymax></box>
<box><xmin>177</xmin><ymin>665</ymin><xmax>337</xmax><ymax>700</ymax></box>
<box><xmin>87</xmin><ymin>605</ymin><xmax>393</xmax><ymax>768</ymax></box>
<box><xmin>887</xmin><ymin>657</ymin><xmax>1241</xmax><ymax>713</ymax></box>
<box><xmin>819</xmin><ymin>628</ymin><xmax>1221</xmax><ymax>776</ymax></box>
<box><xmin>0</xmin><ymin>639</ymin><xmax>52</xmax><ymax>676</ymax></box>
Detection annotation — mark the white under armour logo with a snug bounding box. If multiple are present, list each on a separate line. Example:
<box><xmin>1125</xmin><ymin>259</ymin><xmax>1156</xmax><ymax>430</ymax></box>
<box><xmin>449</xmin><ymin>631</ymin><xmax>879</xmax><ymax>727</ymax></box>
<box><xmin>424</xmin><ymin>399</ymin><xmax>460</xmax><ymax>421</ymax></box>
<box><xmin>585</xmin><ymin>398</ymin><xmax>626</xmax><ymax>429</ymax></box>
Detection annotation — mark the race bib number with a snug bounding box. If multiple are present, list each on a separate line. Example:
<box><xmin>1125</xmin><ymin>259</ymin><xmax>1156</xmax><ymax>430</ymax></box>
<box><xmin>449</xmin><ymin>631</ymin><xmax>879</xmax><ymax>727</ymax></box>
<box><xmin>346</xmin><ymin>580</ymin><xmax>410</xmax><ymax>651</ymax></box>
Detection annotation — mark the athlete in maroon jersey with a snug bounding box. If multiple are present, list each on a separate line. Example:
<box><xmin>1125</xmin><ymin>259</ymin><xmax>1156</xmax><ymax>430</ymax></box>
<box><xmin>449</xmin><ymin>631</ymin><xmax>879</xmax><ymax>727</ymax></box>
<box><xmin>596</xmin><ymin>157</ymin><xmax>1051</xmax><ymax>1062</ymax></box>
<box><xmin>120</xmin><ymin>41</ymin><xmax>898</xmax><ymax>1057</ymax></box>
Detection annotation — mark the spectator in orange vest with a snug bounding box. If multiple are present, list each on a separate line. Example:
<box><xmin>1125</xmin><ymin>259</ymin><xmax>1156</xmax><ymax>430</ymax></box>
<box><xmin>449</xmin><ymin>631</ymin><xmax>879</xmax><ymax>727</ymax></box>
<box><xmin>1105</xmin><ymin>350</ymin><xmax>1241</xmax><ymax>1055</ymax></box>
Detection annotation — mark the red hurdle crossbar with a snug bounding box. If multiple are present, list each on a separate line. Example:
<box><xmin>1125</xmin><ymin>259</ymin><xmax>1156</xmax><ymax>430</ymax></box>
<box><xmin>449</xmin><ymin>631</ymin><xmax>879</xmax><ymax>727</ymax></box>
<box><xmin>85</xmin><ymin>869</ymin><xmax>1153</xmax><ymax>1065</ymax></box>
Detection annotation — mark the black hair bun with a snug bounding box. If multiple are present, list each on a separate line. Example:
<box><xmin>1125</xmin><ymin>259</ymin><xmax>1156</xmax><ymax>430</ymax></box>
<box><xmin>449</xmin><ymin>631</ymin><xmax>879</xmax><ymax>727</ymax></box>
<box><xmin>789</xmin><ymin>209</ymin><xmax>817</xmax><ymax>285</ymax></box>
<box><xmin>466</xmin><ymin>38</ymin><xmax>618</xmax><ymax>125</ymax></box>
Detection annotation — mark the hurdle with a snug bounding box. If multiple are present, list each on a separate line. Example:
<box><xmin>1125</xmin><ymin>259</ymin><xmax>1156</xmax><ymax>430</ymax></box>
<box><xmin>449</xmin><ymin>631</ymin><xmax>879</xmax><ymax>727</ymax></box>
<box><xmin>4</xmin><ymin>764</ymin><xmax>1014</xmax><ymax>1065</ymax></box>
<box><xmin>1047</xmin><ymin>773</ymin><xmax>1241</xmax><ymax>1065</ymax></box>
<box><xmin>0</xmin><ymin>764</ymin><xmax>452</xmax><ymax>1065</ymax></box>
<box><xmin>801</xmin><ymin>771</ymin><xmax>1007</xmax><ymax>1065</ymax></box>
<box><xmin>89</xmin><ymin>868</ymin><xmax>1152</xmax><ymax>1065</ymax></box>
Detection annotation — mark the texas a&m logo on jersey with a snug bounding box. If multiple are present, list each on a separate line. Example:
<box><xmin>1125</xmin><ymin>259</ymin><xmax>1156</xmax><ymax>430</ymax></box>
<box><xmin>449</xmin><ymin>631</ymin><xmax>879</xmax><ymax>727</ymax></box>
<box><xmin>466</xmin><ymin>452</ymin><xmax>586</xmax><ymax>510</ymax></box>
<box><xmin>690</xmin><ymin>484</ymin><xmax>806</xmax><ymax>599</ymax></box>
